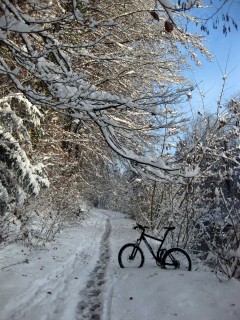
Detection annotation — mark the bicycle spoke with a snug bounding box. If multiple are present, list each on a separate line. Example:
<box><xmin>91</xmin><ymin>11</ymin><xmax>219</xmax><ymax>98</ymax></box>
<box><xmin>163</xmin><ymin>248</ymin><xmax>191</xmax><ymax>271</ymax></box>
<box><xmin>118</xmin><ymin>244</ymin><xmax>144</xmax><ymax>268</ymax></box>
<box><xmin>122</xmin><ymin>248</ymin><xmax>141</xmax><ymax>267</ymax></box>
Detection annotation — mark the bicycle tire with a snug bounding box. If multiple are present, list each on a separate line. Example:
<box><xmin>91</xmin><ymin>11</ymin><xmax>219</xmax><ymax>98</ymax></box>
<box><xmin>118</xmin><ymin>243</ymin><xmax>145</xmax><ymax>268</ymax></box>
<box><xmin>162</xmin><ymin>248</ymin><xmax>192</xmax><ymax>271</ymax></box>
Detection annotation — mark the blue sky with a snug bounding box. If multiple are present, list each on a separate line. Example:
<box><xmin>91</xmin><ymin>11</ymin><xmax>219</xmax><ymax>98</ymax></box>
<box><xmin>182</xmin><ymin>1</ymin><xmax>240</xmax><ymax>114</ymax></box>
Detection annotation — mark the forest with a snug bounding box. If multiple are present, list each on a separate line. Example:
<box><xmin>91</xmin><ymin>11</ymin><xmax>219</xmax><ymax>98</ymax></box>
<box><xmin>0</xmin><ymin>0</ymin><xmax>239</xmax><ymax>280</ymax></box>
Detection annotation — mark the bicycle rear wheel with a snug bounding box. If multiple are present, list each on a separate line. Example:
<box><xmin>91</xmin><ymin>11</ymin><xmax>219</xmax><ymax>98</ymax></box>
<box><xmin>118</xmin><ymin>243</ymin><xmax>144</xmax><ymax>268</ymax></box>
<box><xmin>162</xmin><ymin>248</ymin><xmax>191</xmax><ymax>271</ymax></box>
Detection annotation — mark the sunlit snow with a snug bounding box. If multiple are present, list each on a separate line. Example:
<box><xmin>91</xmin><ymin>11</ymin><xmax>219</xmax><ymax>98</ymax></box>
<box><xmin>0</xmin><ymin>209</ymin><xmax>239</xmax><ymax>320</ymax></box>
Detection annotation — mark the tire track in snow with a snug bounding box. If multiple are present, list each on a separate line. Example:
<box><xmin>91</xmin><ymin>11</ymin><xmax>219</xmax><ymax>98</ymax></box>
<box><xmin>75</xmin><ymin>218</ymin><xmax>111</xmax><ymax>320</ymax></box>
<box><xmin>2</xmin><ymin>218</ymin><xmax>104</xmax><ymax>320</ymax></box>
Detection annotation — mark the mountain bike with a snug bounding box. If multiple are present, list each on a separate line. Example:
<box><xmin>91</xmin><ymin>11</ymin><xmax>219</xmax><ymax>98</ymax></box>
<box><xmin>118</xmin><ymin>223</ymin><xmax>191</xmax><ymax>271</ymax></box>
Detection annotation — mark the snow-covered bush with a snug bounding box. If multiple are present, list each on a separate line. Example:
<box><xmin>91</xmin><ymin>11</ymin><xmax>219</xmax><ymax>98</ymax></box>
<box><xmin>199</xmin><ymin>201</ymin><xmax>240</xmax><ymax>279</ymax></box>
<box><xmin>125</xmin><ymin>104</ymin><xmax>240</xmax><ymax>279</ymax></box>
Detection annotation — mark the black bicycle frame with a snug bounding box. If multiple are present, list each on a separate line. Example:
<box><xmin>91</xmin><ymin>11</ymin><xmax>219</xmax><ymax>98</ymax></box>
<box><xmin>135</xmin><ymin>228</ymin><xmax>171</xmax><ymax>261</ymax></box>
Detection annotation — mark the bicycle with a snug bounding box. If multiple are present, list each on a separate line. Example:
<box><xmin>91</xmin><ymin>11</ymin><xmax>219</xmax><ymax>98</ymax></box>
<box><xmin>118</xmin><ymin>223</ymin><xmax>192</xmax><ymax>271</ymax></box>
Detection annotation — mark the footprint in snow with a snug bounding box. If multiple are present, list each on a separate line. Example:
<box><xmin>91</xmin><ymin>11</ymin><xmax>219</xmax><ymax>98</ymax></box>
<box><xmin>75</xmin><ymin>219</ymin><xmax>111</xmax><ymax>320</ymax></box>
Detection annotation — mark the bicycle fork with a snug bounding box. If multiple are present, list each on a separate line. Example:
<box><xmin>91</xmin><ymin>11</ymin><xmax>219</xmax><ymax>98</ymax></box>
<box><xmin>130</xmin><ymin>239</ymin><xmax>141</xmax><ymax>260</ymax></box>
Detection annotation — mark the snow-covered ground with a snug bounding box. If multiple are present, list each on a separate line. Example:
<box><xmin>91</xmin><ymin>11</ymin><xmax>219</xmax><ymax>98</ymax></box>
<box><xmin>0</xmin><ymin>209</ymin><xmax>239</xmax><ymax>320</ymax></box>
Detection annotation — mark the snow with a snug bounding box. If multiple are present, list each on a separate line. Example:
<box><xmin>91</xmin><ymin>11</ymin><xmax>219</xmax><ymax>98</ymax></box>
<box><xmin>0</xmin><ymin>209</ymin><xmax>240</xmax><ymax>320</ymax></box>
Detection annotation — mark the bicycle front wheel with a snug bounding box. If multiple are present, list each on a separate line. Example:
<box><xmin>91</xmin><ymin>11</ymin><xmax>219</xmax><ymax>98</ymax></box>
<box><xmin>162</xmin><ymin>248</ymin><xmax>191</xmax><ymax>271</ymax></box>
<box><xmin>118</xmin><ymin>243</ymin><xmax>144</xmax><ymax>268</ymax></box>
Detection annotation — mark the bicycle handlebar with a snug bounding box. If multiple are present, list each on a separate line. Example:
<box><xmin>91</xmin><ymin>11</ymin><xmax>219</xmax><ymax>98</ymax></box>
<box><xmin>133</xmin><ymin>223</ymin><xmax>149</xmax><ymax>231</ymax></box>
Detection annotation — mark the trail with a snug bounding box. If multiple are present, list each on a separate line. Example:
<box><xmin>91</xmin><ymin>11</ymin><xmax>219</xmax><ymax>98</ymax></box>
<box><xmin>75</xmin><ymin>218</ymin><xmax>111</xmax><ymax>320</ymax></box>
<box><xmin>0</xmin><ymin>211</ymin><xmax>110</xmax><ymax>320</ymax></box>
<box><xmin>1</xmin><ymin>210</ymin><xmax>240</xmax><ymax>320</ymax></box>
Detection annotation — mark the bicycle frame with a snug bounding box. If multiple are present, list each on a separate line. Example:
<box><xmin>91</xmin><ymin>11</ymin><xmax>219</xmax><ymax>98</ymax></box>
<box><xmin>135</xmin><ymin>228</ymin><xmax>171</xmax><ymax>261</ymax></box>
<box><xmin>118</xmin><ymin>223</ymin><xmax>191</xmax><ymax>270</ymax></box>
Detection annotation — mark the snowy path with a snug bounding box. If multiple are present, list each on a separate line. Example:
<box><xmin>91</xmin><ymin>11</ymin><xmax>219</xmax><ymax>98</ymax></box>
<box><xmin>1</xmin><ymin>209</ymin><xmax>240</xmax><ymax>320</ymax></box>
<box><xmin>76</xmin><ymin>218</ymin><xmax>111</xmax><ymax>320</ymax></box>
<box><xmin>0</xmin><ymin>210</ymin><xmax>109</xmax><ymax>320</ymax></box>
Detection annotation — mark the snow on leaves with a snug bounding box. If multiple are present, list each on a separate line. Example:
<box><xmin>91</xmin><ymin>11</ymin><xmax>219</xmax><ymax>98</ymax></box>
<box><xmin>0</xmin><ymin>94</ymin><xmax>49</xmax><ymax>215</ymax></box>
<box><xmin>0</xmin><ymin>0</ymin><xmax>216</xmax><ymax>182</ymax></box>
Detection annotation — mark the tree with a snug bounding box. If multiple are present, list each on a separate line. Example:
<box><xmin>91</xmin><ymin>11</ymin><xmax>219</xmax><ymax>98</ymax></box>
<box><xmin>0</xmin><ymin>93</ymin><xmax>49</xmax><ymax>214</ymax></box>
<box><xmin>0</xmin><ymin>0</ymin><xmax>215</xmax><ymax>182</ymax></box>
<box><xmin>171</xmin><ymin>98</ymin><xmax>240</xmax><ymax>278</ymax></box>
<box><xmin>0</xmin><ymin>93</ymin><xmax>49</xmax><ymax>243</ymax></box>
